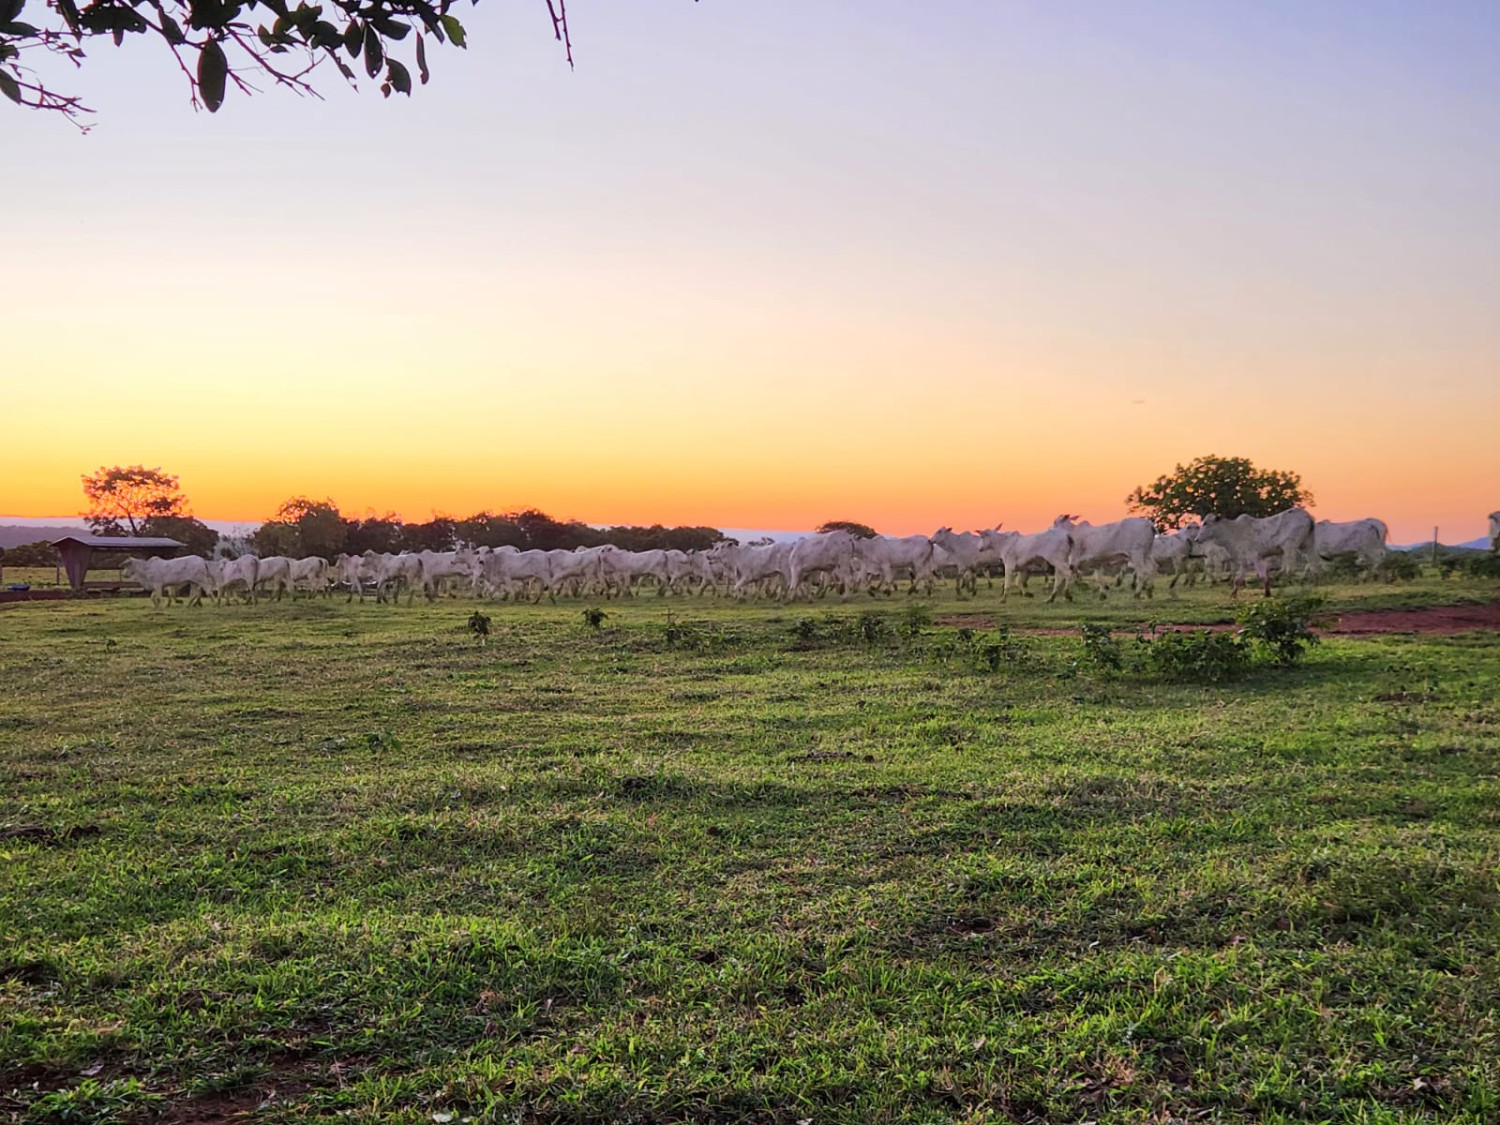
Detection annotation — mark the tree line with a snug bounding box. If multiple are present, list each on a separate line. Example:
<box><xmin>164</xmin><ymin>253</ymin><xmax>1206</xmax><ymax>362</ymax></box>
<box><xmin>2</xmin><ymin>455</ymin><xmax>1314</xmax><ymax>569</ymax></box>
<box><xmin>1</xmin><ymin>466</ymin><xmax>727</xmax><ymax>563</ymax></box>
<box><xmin>247</xmin><ymin>497</ymin><xmax>729</xmax><ymax>560</ymax></box>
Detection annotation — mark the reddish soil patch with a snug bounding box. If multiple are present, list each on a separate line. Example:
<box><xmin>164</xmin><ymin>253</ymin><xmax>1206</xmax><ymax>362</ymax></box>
<box><xmin>1326</xmin><ymin>602</ymin><xmax>1500</xmax><ymax>635</ymax></box>
<box><xmin>157</xmin><ymin>1089</ymin><xmax>267</xmax><ymax>1124</ymax></box>
<box><xmin>938</xmin><ymin>602</ymin><xmax>1500</xmax><ymax>637</ymax></box>
<box><xmin>157</xmin><ymin>1077</ymin><xmax>315</xmax><ymax>1124</ymax></box>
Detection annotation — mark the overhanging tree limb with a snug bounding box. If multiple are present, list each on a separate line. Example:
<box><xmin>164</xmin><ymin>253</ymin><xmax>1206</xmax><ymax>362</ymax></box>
<box><xmin>2</xmin><ymin>0</ymin><xmax>580</xmax><ymax>127</ymax></box>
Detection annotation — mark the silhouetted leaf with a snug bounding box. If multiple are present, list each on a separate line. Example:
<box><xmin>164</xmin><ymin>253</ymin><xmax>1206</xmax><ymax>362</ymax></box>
<box><xmin>342</xmin><ymin>18</ymin><xmax>361</xmax><ymax>56</ymax></box>
<box><xmin>198</xmin><ymin>38</ymin><xmax>227</xmax><ymax>112</ymax></box>
<box><xmin>362</xmin><ymin>23</ymin><xmax>382</xmax><ymax>77</ymax></box>
<box><xmin>439</xmin><ymin>13</ymin><xmax>464</xmax><ymax>47</ymax></box>
<box><xmin>0</xmin><ymin>69</ymin><xmax>20</xmax><ymax>104</ymax></box>
<box><xmin>387</xmin><ymin>58</ymin><xmax>410</xmax><ymax>95</ymax></box>
<box><xmin>415</xmin><ymin>33</ymin><xmax>428</xmax><ymax>84</ymax></box>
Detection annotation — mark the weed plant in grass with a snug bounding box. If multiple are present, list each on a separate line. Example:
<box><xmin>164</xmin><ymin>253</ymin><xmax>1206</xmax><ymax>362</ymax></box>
<box><xmin>1</xmin><ymin>579</ymin><xmax>1498</xmax><ymax>1123</ymax></box>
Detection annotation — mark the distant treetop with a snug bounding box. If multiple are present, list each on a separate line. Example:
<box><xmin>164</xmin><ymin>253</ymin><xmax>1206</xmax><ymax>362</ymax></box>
<box><xmin>1126</xmin><ymin>455</ymin><xmax>1312</xmax><ymax>531</ymax></box>
<box><xmin>817</xmin><ymin>520</ymin><xmax>878</xmax><ymax>539</ymax></box>
<box><xmin>81</xmin><ymin>464</ymin><xmax>189</xmax><ymax>536</ymax></box>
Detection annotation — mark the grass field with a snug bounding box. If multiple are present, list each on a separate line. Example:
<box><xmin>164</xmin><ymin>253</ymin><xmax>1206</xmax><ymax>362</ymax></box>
<box><xmin>2</xmin><ymin>578</ymin><xmax>1498</xmax><ymax>1123</ymax></box>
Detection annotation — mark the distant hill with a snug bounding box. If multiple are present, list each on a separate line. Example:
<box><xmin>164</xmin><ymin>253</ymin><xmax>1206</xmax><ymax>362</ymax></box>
<box><xmin>1391</xmin><ymin>538</ymin><xmax>1490</xmax><ymax>552</ymax></box>
<box><xmin>0</xmin><ymin>524</ymin><xmax>89</xmax><ymax>551</ymax></box>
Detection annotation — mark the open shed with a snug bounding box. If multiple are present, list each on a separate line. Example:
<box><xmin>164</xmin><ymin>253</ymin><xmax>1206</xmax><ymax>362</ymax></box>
<box><xmin>51</xmin><ymin>535</ymin><xmax>184</xmax><ymax>592</ymax></box>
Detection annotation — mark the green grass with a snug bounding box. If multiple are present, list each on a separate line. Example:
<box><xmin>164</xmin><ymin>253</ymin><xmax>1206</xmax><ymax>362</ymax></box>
<box><xmin>2</xmin><ymin>578</ymin><xmax>1498</xmax><ymax>1123</ymax></box>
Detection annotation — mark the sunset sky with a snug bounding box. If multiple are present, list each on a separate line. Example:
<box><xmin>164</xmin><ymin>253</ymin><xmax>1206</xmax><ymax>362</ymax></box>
<box><xmin>5</xmin><ymin>1</ymin><xmax>1497</xmax><ymax>541</ymax></box>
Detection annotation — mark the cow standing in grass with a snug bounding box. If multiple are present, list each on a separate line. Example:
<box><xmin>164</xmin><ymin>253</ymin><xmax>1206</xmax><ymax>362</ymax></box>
<box><xmin>984</xmin><ymin>524</ymin><xmax>1074</xmax><ymax>602</ymax></box>
<box><xmin>1055</xmin><ymin>515</ymin><xmax>1158</xmax><ymax>599</ymax></box>
<box><xmin>210</xmin><ymin>555</ymin><xmax>259</xmax><ymax>604</ymax></box>
<box><xmin>121</xmin><ymin>556</ymin><xmax>214</xmax><ymax>608</ymax></box>
<box><xmin>1186</xmin><ymin>507</ymin><xmax>1316</xmax><ymax>597</ymax></box>
<box><xmin>1313</xmin><ymin>518</ymin><xmax>1388</xmax><ymax>577</ymax></box>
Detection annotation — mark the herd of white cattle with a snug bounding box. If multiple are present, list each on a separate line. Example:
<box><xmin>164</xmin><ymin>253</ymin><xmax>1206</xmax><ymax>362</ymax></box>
<box><xmin>117</xmin><ymin>508</ymin><xmax>1411</xmax><ymax>608</ymax></box>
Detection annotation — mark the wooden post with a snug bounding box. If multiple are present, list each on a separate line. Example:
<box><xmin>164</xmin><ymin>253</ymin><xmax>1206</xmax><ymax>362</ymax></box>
<box><xmin>1431</xmin><ymin>527</ymin><xmax>1439</xmax><ymax>566</ymax></box>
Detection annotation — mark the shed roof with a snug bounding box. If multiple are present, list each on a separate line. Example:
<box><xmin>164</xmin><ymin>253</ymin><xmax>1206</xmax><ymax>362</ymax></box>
<box><xmin>52</xmin><ymin>535</ymin><xmax>184</xmax><ymax>549</ymax></box>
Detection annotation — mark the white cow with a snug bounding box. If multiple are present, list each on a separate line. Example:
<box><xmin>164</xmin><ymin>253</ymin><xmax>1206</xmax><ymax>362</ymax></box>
<box><xmin>479</xmin><ymin>547</ymin><xmax>552</xmax><ymax>603</ymax></box>
<box><xmin>853</xmin><ymin>535</ymin><xmax>936</xmax><ymax>596</ymax></box>
<box><xmin>708</xmin><ymin>540</ymin><xmax>793</xmax><ymax>599</ymax></box>
<box><xmin>984</xmin><ymin>524</ymin><xmax>1074</xmax><ymax>601</ymax></box>
<box><xmin>334</xmin><ymin>551</ymin><xmax>403</xmax><ymax>602</ymax></box>
<box><xmin>417</xmin><ymin>548</ymin><xmax>480</xmax><ymax>601</ymax></box>
<box><xmin>546</xmin><ymin>547</ymin><xmax>604</xmax><ymax>599</ymax></box>
<box><xmin>1313</xmin><ymin>518</ymin><xmax>1388</xmax><ymax>574</ymax></box>
<box><xmin>334</xmin><ymin>552</ymin><xmax>375</xmax><ymax>601</ymax></box>
<box><xmin>1151</xmin><ymin>532</ymin><xmax>1188</xmax><ymax>583</ymax></box>
<box><xmin>288</xmin><ymin>556</ymin><xmax>331</xmax><ymax>597</ymax></box>
<box><xmin>930</xmin><ymin>528</ymin><xmax>988</xmax><ymax>597</ymax></box>
<box><xmin>1186</xmin><ymin>507</ymin><xmax>1316</xmax><ymax>597</ymax></box>
<box><xmin>663</xmin><ymin>549</ymin><xmax>713</xmax><ymax>595</ymax></box>
<box><xmin>601</xmin><ymin>548</ymin><xmax>673</xmax><ymax>597</ymax></box>
<box><xmin>210</xmin><ymin>555</ymin><xmax>259</xmax><ymax>604</ymax></box>
<box><xmin>362</xmin><ymin>552</ymin><xmax>422</xmax><ymax>604</ymax></box>
<box><xmin>787</xmin><ymin>532</ymin><xmax>857</xmax><ymax>600</ymax></box>
<box><xmin>121</xmin><ymin>555</ymin><xmax>213</xmax><ymax>608</ymax></box>
<box><xmin>1056</xmin><ymin>515</ymin><xmax>1158</xmax><ymax>598</ymax></box>
<box><xmin>254</xmin><ymin>555</ymin><xmax>295</xmax><ymax>601</ymax></box>
<box><xmin>1150</xmin><ymin>529</ymin><xmax>1220</xmax><ymax>589</ymax></box>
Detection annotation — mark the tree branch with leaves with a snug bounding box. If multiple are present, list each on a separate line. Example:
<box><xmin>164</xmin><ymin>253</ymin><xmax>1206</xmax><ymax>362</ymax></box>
<box><xmin>1126</xmin><ymin>454</ymin><xmax>1312</xmax><ymax>531</ymax></box>
<box><xmin>1</xmin><ymin>0</ymin><xmax>573</xmax><ymax>126</ymax></box>
<box><xmin>81</xmin><ymin>464</ymin><xmax>190</xmax><ymax>535</ymax></box>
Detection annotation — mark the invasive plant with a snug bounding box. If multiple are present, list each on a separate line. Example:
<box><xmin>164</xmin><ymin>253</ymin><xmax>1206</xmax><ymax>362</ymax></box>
<box><xmin>975</xmin><ymin>642</ymin><xmax>1004</xmax><ymax>672</ymax></box>
<box><xmin>856</xmin><ymin>612</ymin><xmax>891</xmax><ymax>644</ymax></box>
<box><xmin>365</xmin><ymin>730</ymin><xmax>401</xmax><ymax>753</ymax></box>
<box><xmin>1142</xmin><ymin>629</ymin><xmax>1251</xmax><ymax>683</ymax></box>
<box><xmin>1236</xmin><ymin>595</ymin><xmax>1324</xmax><ymax>665</ymax></box>
<box><xmin>581</xmin><ymin>607</ymin><xmax>608</xmax><ymax>631</ymax></box>
<box><xmin>1078</xmin><ymin>624</ymin><xmax>1123</xmax><ymax>672</ymax></box>
<box><xmin>25</xmin><ymin>1077</ymin><xmax>162</xmax><ymax>1124</ymax></box>
<box><xmin>1377</xmin><ymin>552</ymin><xmax>1422</xmax><ymax>582</ymax></box>
<box><xmin>1316</xmin><ymin>551</ymin><xmax>1368</xmax><ymax>582</ymax></box>
<box><xmin>790</xmin><ymin>617</ymin><xmax>820</xmax><ymax>643</ymax></box>
<box><xmin>969</xmin><ymin>625</ymin><xmax>1030</xmax><ymax>673</ymax></box>
<box><xmin>1465</xmin><ymin>553</ymin><xmax>1500</xmax><ymax>579</ymax></box>
<box><xmin>901</xmin><ymin>603</ymin><xmax>933</xmax><ymax>638</ymax></box>
<box><xmin>467</xmin><ymin>610</ymin><xmax>492</xmax><ymax>644</ymax></box>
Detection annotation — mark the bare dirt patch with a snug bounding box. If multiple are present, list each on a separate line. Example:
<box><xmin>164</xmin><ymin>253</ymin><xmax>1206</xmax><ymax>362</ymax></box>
<box><xmin>1326</xmin><ymin>602</ymin><xmax>1500</xmax><ymax>636</ymax></box>
<box><xmin>938</xmin><ymin>603</ymin><xmax>1500</xmax><ymax>637</ymax></box>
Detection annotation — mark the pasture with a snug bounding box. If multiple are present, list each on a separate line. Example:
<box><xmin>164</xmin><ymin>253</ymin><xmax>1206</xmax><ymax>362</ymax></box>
<box><xmin>2</xmin><ymin>578</ymin><xmax>1498</xmax><ymax>1123</ymax></box>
